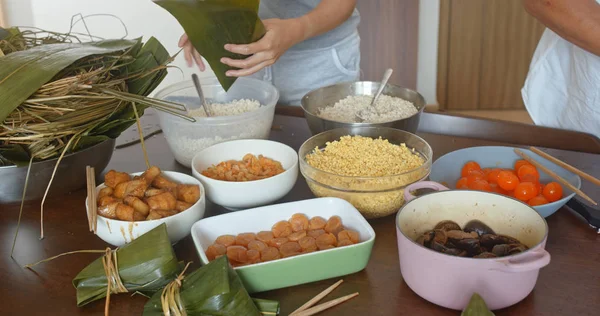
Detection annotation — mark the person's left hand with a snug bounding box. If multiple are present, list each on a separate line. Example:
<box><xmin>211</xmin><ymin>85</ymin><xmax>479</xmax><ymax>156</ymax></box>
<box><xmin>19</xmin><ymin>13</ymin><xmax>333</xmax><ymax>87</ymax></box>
<box><xmin>220</xmin><ymin>18</ymin><xmax>305</xmax><ymax>77</ymax></box>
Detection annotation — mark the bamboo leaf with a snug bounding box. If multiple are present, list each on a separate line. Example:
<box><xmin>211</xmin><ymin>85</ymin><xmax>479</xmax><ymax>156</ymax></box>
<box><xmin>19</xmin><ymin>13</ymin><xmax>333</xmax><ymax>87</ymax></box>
<box><xmin>461</xmin><ymin>293</ymin><xmax>495</xmax><ymax>316</ymax></box>
<box><xmin>73</xmin><ymin>224</ymin><xmax>181</xmax><ymax>307</ymax></box>
<box><xmin>154</xmin><ymin>0</ymin><xmax>266</xmax><ymax>91</ymax></box>
<box><xmin>126</xmin><ymin>37</ymin><xmax>170</xmax><ymax>96</ymax></box>
<box><xmin>0</xmin><ymin>39</ymin><xmax>138</xmax><ymax>122</ymax></box>
<box><xmin>0</xmin><ymin>144</ymin><xmax>31</xmax><ymax>166</ymax></box>
<box><xmin>72</xmin><ymin>135</ymin><xmax>110</xmax><ymax>151</ymax></box>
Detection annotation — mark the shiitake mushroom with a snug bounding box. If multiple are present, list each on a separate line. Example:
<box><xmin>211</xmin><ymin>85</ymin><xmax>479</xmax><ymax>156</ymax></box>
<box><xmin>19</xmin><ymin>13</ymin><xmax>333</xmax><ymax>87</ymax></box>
<box><xmin>415</xmin><ymin>220</ymin><xmax>528</xmax><ymax>259</ymax></box>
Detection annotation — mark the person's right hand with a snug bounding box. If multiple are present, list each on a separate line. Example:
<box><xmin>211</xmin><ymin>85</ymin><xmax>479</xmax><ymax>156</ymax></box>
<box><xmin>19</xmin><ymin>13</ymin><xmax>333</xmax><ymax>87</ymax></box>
<box><xmin>178</xmin><ymin>33</ymin><xmax>206</xmax><ymax>71</ymax></box>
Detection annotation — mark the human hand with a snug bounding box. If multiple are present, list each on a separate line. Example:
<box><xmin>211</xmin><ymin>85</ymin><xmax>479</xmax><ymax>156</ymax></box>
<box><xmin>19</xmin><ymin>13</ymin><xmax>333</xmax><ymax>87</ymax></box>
<box><xmin>178</xmin><ymin>33</ymin><xmax>206</xmax><ymax>71</ymax></box>
<box><xmin>220</xmin><ymin>18</ymin><xmax>306</xmax><ymax>77</ymax></box>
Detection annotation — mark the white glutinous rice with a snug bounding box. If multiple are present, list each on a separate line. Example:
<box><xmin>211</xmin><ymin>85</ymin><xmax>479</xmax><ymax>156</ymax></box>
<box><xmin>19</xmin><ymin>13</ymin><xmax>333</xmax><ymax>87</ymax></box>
<box><xmin>165</xmin><ymin>98</ymin><xmax>270</xmax><ymax>168</ymax></box>
<box><xmin>187</xmin><ymin>99</ymin><xmax>261</xmax><ymax>117</ymax></box>
<box><xmin>316</xmin><ymin>95</ymin><xmax>418</xmax><ymax>123</ymax></box>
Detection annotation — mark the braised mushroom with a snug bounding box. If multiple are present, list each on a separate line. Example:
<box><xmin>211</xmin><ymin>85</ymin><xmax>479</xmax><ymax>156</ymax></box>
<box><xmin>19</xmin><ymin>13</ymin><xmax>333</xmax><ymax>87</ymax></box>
<box><xmin>464</xmin><ymin>220</ymin><xmax>496</xmax><ymax>236</ymax></box>
<box><xmin>434</xmin><ymin>220</ymin><xmax>462</xmax><ymax>232</ymax></box>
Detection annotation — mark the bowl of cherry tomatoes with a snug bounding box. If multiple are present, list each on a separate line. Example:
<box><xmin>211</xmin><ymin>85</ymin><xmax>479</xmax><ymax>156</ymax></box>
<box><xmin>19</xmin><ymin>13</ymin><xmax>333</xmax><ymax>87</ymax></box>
<box><xmin>427</xmin><ymin>146</ymin><xmax>581</xmax><ymax>218</ymax></box>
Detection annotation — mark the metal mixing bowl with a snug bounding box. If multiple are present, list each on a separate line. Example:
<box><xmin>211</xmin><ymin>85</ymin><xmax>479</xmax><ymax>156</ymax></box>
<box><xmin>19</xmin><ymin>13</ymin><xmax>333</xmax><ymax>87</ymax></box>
<box><xmin>300</xmin><ymin>81</ymin><xmax>426</xmax><ymax>135</ymax></box>
<box><xmin>0</xmin><ymin>139</ymin><xmax>115</xmax><ymax>203</ymax></box>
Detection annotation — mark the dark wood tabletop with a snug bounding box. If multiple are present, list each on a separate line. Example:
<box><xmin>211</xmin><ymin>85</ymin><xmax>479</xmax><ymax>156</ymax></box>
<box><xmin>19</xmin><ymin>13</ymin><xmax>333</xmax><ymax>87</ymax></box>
<box><xmin>2</xmin><ymin>109</ymin><xmax>600</xmax><ymax>316</ymax></box>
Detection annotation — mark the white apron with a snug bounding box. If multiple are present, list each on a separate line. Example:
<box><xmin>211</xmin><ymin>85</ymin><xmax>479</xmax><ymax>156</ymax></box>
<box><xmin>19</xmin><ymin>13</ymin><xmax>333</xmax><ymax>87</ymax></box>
<box><xmin>522</xmin><ymin>20</ymin><xmax>600</xmax><ymax>137</ymax></box>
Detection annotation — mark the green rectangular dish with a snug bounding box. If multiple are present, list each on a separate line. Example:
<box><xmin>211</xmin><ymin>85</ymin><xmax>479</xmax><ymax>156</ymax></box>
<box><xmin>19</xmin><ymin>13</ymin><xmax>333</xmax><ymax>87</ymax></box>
<box><xmin>191</xmin><ymin>197</ymin><xmax>376</xmax><ymax>293</ymax></box>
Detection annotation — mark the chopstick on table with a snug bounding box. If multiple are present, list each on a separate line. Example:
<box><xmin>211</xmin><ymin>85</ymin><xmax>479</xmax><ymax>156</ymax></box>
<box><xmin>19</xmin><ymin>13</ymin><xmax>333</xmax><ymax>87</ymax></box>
<box><xmin>529</xmin><ymin>146</ymin><xmax>600</xmax><ymax>187</ymax></box>
<box><xmin>293</xmin><ymin>293</ymin><xmax>359</xmax><ymax>316</ymax></box>
<box><xmin>290</xmin><ymin>280</ymin><xmax>344</xmax><ymax>315</ymax></box>
<box><xmin>514</xmin><ymin>149</ymin><xmax>597</xmax><ymax>205</ymax></box>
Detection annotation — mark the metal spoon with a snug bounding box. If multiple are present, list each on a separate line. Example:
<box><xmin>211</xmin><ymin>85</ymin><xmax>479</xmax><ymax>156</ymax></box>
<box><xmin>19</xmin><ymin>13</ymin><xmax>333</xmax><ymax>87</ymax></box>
<box><xmin>356</xmin><ymin>68</ymin><xmax>394</xmax><ymax>122</ymax></box>
<box><xmin>191</xmin><ymin>74</ymin><xmax>212</xmax><ymax>116</ymax></box>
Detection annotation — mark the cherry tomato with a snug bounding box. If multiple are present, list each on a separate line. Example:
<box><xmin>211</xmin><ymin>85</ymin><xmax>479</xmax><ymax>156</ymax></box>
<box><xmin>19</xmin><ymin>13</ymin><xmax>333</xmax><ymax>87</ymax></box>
<box><xmin>528</xmin><ymin>195</ymin><xmax>549</xmax><ymax>206</ymax></box>
<box><xmin>461</xmin><ymin>161</ymin><xmax>482</xmax><ymax>178</ymax></box>
<box><xmin>543</xmin><ymin>182</ymin><xmax>563</xmax><ymax>202</ymax></box>
<box><xmin>469</xmin><ymin>179</ymin><xmax>492</xmax><ymax>192</ymax></box>
<box><xmin>489</xmin><ymin>183</ymin><xmax>508</xmax><ymax>195</ymax></box>
<box><xmin>517</xmin><ymin>164</ymin><xmax>540</xmax><ymax>182</ymax></box>
<box><xmin>456</xmin><ymin>177</ymin><xmax>469</xmax><ymax>189</ymax></box>
<box><xmin>487</xmin><ymin>169</ymin><xmax>502</xmax><ymax>184</ymax></box>
<box><xmin>514</xmin><ymin>160</ymin><xmax>532</xmax><ymax>172</ymax></box>
<box><xmin>513</xmin><ymin>182</ymin><xmax>538</xmax><ymax>201</ymax></box>
<box><xmin>466</xmin><ymin>173</ymin><xmax>486</xmax><ymax>187</ymax></box>
<box><xmin>497</xmin><ymin>171</ymin><xmax>520</xmax><ymax>191</ymax></box>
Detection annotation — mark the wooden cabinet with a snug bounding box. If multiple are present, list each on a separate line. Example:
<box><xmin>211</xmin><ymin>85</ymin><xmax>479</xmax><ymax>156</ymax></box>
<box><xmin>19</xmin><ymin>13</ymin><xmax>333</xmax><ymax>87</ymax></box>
<box><xmin>356</xmin><ymin>0</ymin><xmax>419</xmax><ymax>90</ymax></box>
<box><xmin>437</xmin><ymin>0</ymin><xmax>546</xmax><ymax>110</ymax></box>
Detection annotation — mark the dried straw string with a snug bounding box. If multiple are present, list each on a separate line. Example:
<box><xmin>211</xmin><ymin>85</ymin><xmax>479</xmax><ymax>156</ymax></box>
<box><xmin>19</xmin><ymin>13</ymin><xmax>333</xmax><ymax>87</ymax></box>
<box><xmin>102</xmin><ymin>248</ymin><xmax>128</xmax><ymax>316</ymax></box>
<box><xmin>132</xmin><ymin>103</ymin><xmax>150</xmax><ymax>169</ymax></box>
<box><xmin>10</xmin><ymin>155</ymin><xmax>35</xmax><ymax>258</ymax></box>
<box><xmin>160</xmin><ymin>262</ymin><xmax>192</xmax><ymax>316</ymax></box>
<box><xmin>24</xmin><ymin>247</ymin><xmax>127</xmax><ymax>316</ymax></box>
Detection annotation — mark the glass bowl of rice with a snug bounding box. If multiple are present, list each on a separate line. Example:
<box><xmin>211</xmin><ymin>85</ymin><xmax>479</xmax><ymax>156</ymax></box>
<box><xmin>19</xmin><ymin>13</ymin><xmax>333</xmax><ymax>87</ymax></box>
<box><xmin>154</xmin><ymin>77</ymin><xmax>279</xmax><ymax>168</ymax></box>
<box><xmin>299</xmin><ymin>127</ymin><xmax>432</xmax><ymax>219</ymax></box>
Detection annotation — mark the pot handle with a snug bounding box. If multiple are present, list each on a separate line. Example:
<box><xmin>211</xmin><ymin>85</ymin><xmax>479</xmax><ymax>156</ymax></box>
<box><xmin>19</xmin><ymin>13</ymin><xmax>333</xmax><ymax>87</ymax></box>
<box><xmin>404</xmin><ymin>181</ymin><xmax>449</xmax><ymax>202</ymax></box>
<box><xmin>492</xmin><ymin>249</ymin><xmax>551</xmax><ymax>273</ymax></box>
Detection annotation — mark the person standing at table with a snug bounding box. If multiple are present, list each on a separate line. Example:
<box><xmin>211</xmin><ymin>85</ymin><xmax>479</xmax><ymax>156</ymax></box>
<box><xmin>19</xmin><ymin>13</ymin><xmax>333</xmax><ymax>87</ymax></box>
<box><xmin>521</xmin><ymin>0</ymin><xmax>600</xmax><ymax>137</ymax></box>
<box><xmin>179</xmin><ymin>0</ymin><xmax>361</xmax><ymax>106</ymax></box>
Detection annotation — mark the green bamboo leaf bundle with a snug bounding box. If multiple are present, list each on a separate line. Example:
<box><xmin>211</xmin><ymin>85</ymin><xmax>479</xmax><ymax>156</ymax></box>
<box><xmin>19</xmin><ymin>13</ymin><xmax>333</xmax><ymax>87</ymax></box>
<box><xmin>0</xmin><ymin>26</ymin><xmax>185</xmax><ymax>166</ymax></box>
<box><xmin>73</xmin><ymin>224</ymin><xmax>181</xmax><ymax>307</ymax></box>
<box><xmin>461</xmin><ymin>293</ymin><xmax>495</xmax><ymax>316</ymax></box>
<box><xmin>143</xmin><ymin>256</ymin><xmax>280</xmax><ymax>316</ymax></box>
<box><xmin>155</xmin><ymin>0</ymin><xmax>266</xmax><ymax>91</ymax></box>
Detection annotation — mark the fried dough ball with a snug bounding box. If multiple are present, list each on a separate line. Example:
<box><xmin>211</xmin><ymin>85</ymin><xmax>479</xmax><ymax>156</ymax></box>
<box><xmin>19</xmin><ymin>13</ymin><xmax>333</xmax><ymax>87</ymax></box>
<box><xmin>98</xmin><ymin>187</ymin><xmax>114</xmax><ymax>199</ymax></box>
<box><xmin>146</xmin><ymin>192</ymin><xmax>177</xmax><ymax>211</ymax></box>
<box><xmin>174</xmin><ymin>201</ymin><xmax>193</xmax><ymax>212</ymax></box>
<box><xmin>104</xmin><ymin>170</ymin><xmax>131</xmax><ymax>189</ymax></box>
<box><xmin>98</xmin><ymin>202</ymin><xmax>119</xmax><ymax>219</ymax></box>
<box><xmin>98</xmin><ymin>195</ymin><xmax>119</xmax><ymax>207</ymax></box>
<box><xmin>114</xmin><ymin>179</ymin><xmax>148</xmax><ymax>199</ymax></box>
<box><xmin>145</xmin><ymin>188</ymin><xmax>164</xmax><ymax>197</ymax></box>
<box><xmin>115</xmin><ymin>203</ymin><xmax>145</xmax><ymax>221</ymax></box>
<box><xmin>124</xmin><ymin>196</ymin><xmax>150</xmax><ymax>216</ymax></box>
<box><xmin>152</xmin><ymin>175</ymin><xmax>178</xmax><ymax>190</ymax></box>
<box><xmin>176</xmin><ymin>184</ymin><xmax>201</xmax><ymax>204</ymax></box>
<box><xmin>141</xmin><ymin>166</ymin><xmax>161</xmax><ymax>184</ymax></box>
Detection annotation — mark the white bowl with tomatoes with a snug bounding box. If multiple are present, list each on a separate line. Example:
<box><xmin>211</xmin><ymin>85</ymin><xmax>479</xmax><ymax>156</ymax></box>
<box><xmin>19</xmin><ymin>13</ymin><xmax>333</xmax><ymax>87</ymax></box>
<box><xmin>428</xmin><ymin>146</ymin><xmax>581</xmax><ymax>218</ymax></box>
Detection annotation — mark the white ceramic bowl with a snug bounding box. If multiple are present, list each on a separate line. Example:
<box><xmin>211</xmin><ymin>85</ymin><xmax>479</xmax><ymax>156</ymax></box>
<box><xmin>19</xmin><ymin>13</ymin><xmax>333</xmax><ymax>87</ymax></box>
<box><xmin>191</xmin><ymin>139</ymin><xmax>298</xmax><ymax>210</ymax></box>
<box><xmin>191</xmin><ymin>197</ymin><xmax>376</xmax><ymax>293</ymax></box>
<box><xmin>88</xmin><ymin>171</ymin><xmax>206</xmax><ymax>247</ymax></box>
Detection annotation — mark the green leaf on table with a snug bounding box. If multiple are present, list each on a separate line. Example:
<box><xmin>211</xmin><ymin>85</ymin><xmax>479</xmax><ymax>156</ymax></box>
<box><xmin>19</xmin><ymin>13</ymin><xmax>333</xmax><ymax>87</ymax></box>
<box><xmin>461</xmin><ymin>293</ymin><xmax>495</xmax><ymax>316</ymax></box>
<box><xmin>0</xmin><ymin>39</ymin><xmax>138</xmax><ymax>122</ymax></box>
<box><xmin>154</xmin><ymin>0</ymin><xmax>266</xmax><ymax>91</ymax></box>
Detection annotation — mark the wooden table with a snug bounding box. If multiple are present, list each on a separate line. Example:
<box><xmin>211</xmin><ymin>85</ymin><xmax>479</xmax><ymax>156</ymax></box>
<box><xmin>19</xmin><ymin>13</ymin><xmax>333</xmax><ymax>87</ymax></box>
<box><xmin>2</xmin><ymin>111</ymin><xmax>600</xmax><ymax>315</ymax></box>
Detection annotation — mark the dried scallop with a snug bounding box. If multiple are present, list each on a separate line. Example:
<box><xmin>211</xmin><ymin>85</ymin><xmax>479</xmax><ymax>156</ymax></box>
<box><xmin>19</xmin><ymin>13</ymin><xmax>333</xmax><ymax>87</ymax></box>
<box><xmin>289</xmin><ymin>213</ymin><xmax>309</xmax><ymax>232</ymax></box>
<box><xmin>307</xmin><ymin>229</ymin><xmax>326</xmax><ymax>238</ymax></box>
<box><xmin>206</xmin><ymin>244</ymin><xmax>227</xmax><ymax>261</ymax></box>
<box><xmin>247</xmin><ymin>249</ymin><xmax>261</xmax><ymax>263</ymax></box>
<box><xmin>261</xmin><ymin>247</ymin><xmax>281</xmax><ymax>262</ymax></box>
<box><xmin>280</xmin><ymin>241</ymin><xmax>302</xmax><ymax>258</ymax></box>
<box><xmin>337</xmin><ymin>239</ymin><xmax>354</xmax><ymax>247</ymax></box>
<box><xmin>309</xmin><ymin>216</ymin><xmax>327</xmax><ymax>230</ymax></box>
<box><xmin>299</xmin><ymin>236</ymin><xmax>317</xmax><ymax>252</ymax></box>
<box><xmin>316</xmin><ymin>233</ymin><xmax>337</xmax><ymax>250</ymax></box>
<box><xmin>338</xmin><ymin>230</ymin><xmax>360</xmax><ymax>243</ymax></box>
<box><xmin>257</xmin><ymin>231</ymin><xmax>274</xmax><ymax>243</ymax></box>
<box><xmin>269</xmin><ymin>237</ymin><xmax>289</xmax><ymax>248</ymax></box>
<box><xmin>248</xmin><ymin>240</ymin><xmax>268</xmax><ymax>252</ymax></box>
<box><xmin>227</xmin><ymin>245</ymin><xmax>248</xmax><ymax>263</ymax></box>
<box><xmin>216</xmin><ymin>235</ymin><xmax>236</xmax><ymax>247</ymax></box>
<box><xmin>325</xmin><ymin>216</ymin><xmax>343</xmax><ymax>235</ymax></box>
<box><xmin>235</xmin><ymin>233</ymin><xmax>256</xmax><ymax>247</ymax></box>
<box><xmin>272</xmin><ymin>221</ymin><xmax>293</xmax><ymax>238</ymax></box>
<box><xmin>288</xmin><ymin>230</ymin><xmax>307</xmax><ymax>242</ymax></box>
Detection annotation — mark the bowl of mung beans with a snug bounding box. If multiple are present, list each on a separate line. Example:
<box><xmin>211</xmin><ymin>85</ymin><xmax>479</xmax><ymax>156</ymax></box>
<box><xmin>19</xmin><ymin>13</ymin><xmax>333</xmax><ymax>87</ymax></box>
<box><xmin>298</xmin><ymin>127</ymin><xmax>433</xmax><ymax>219</ymax></box>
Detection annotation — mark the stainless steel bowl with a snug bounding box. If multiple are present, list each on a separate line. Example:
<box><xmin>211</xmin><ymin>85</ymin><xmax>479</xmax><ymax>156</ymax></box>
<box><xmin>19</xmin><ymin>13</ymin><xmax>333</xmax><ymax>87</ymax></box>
<box><xmin>300</xmin><ymin>81</ymin><xmax>426</xmax><ymax>135</ymax></box>
<box><xmin>0</xmin><ymin>139</ymin><xmax>115</xmax><ymax>204</ymax></box>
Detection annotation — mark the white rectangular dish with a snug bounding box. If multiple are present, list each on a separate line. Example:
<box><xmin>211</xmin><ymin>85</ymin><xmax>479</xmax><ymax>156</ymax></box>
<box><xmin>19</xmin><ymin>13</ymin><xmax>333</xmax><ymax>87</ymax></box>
<box><xmin>191</xmin><ymin>197</ymin><xmax>376</xmax><ymax>293</ymax></box>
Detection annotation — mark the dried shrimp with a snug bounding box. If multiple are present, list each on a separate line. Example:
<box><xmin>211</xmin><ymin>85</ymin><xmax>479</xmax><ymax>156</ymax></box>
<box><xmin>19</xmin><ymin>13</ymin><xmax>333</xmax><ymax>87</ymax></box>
<box><xmin>201</xmin><ymin>153</ymin><xmax>285</xmax><ymax>182</ymax></box>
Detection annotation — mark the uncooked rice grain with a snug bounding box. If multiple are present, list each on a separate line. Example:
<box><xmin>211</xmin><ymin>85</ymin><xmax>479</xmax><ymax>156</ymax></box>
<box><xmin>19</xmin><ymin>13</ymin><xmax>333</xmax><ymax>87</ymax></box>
<box><xmin>316</xmin><ymin>94</ymin><xmax>418</xmax><ymax>123</ymax></box>
<box><xmin>188</xmin><ymin>99</ymin><xmax>260</xmax><ymax>117</ymax></box>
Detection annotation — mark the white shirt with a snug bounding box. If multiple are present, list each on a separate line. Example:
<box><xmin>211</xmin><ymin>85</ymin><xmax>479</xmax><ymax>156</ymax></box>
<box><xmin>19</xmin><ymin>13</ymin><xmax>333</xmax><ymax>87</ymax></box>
<box><xmin>522</xmin><ymin>25</ymin><xmax>600</xmax><ymax>138</ymax></box>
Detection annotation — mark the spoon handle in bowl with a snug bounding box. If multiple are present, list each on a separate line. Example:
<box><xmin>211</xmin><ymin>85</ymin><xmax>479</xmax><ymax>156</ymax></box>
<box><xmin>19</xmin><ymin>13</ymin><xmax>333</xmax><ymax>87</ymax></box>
<box><xmin>370</xmin><ymin>68</ymin><xmax>394</xmax><ymax>107</ymax></box>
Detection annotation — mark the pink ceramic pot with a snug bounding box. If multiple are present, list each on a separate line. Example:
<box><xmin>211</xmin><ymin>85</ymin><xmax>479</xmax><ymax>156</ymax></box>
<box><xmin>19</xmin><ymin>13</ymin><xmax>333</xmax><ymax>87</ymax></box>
<box><xmin>396</xmin><ymin>181</ymin><xmax>551</xmax><ymax>311</ymax></box>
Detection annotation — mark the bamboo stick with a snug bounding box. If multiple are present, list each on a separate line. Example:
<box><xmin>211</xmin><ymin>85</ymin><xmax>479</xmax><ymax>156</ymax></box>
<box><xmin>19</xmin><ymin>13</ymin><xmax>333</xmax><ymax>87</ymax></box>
<box><xmin>293</xmin><ymin>293</ymin><xmax>359</xmax><ymax>316</ymax></box>
<box><xmin>290</xmin><ymin>280</ymin><xmax>344</xmax><ymax>315</ymax></box>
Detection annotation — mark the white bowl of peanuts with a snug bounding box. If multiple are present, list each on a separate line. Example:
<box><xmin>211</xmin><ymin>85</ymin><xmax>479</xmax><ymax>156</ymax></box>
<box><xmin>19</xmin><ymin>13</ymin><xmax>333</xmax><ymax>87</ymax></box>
<box><xmin>191</xmin><ymin>139</ymin><xmax>298</xmax><ymax>210</ymax></box>
<box><xmin>88</xmin><ymin>167</ymin><xmax>206</xmax><ymax>247</ymax></box>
